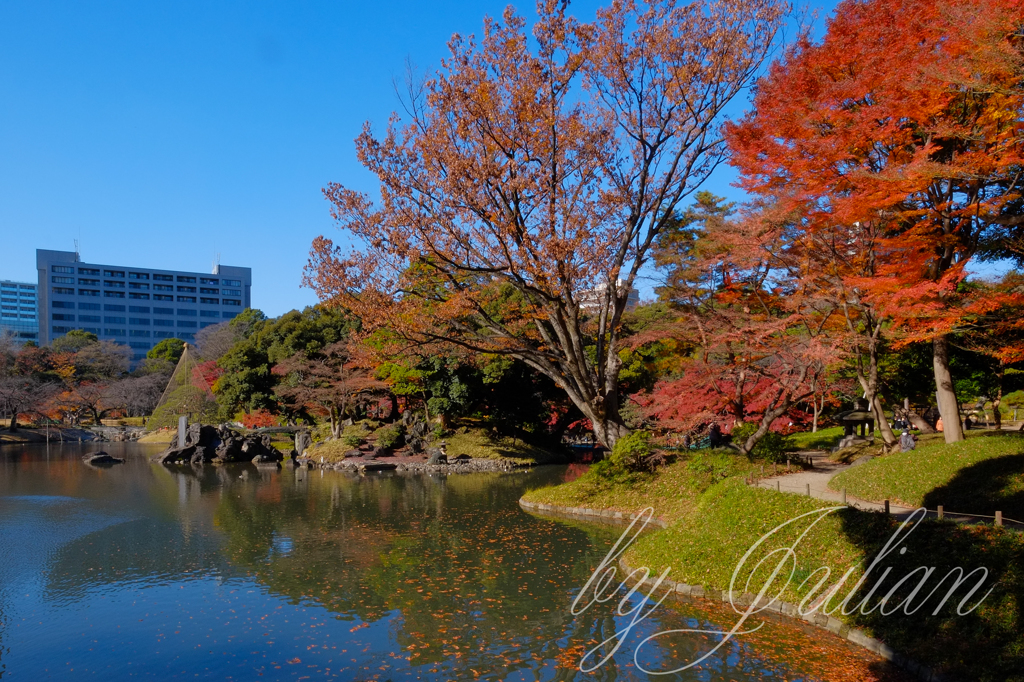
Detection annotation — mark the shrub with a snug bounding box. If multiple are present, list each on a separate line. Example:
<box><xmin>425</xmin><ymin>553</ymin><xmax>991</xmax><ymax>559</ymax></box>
<box><xmin>342</xmin><ymin>433</ymin><xmax>363</xmax><ymax>448</ymax></box>
<box><xmin>373</xmin><ymin>423</ymin><xmax>405</xmax><ymax>449</ymax></box>
<box><xmin>731</xmin><ymin>422</ymin><xmax>790</xmax><ymax>463</ymax></box>
<box><xmin>592</xmin><ymin>431</ymin><xmax>664</xmax><ymax>479</ymax></box>
<box><xmin>240</xmin><ymin>409</ymin><xmax>279</xmax><ymax>429</ymax></box>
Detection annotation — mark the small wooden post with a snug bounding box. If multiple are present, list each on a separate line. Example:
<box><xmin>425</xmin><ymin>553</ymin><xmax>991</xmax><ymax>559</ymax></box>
<box><xmin>805</xmin><ymin>483</ymin><xmax>811</xmax><ymax>496</ymax></box>
<box><xmin>773</xmin><ymin>463</ymin><xmax>777</xmax><ymax>475</ymax></box>
<box><xmin>776</xmin><ymin>480</ymin><xmax>780</xmax><ymax>493</ymax></box>
<box><xmin>761</xmin><ymin>465</ymin><xmax>765</xmax><ymax>477</ymax></box>
<box><xmin>995</xmin><ymin>511</ymin><xmax>1003</xmax><ymax>527</ymax></box>
<box><xmin>842</xmin><ymin>488</ymin><xmax>847</xmax><ymax>505</ymax></box>
<box><xmin>937</xmin><ymin>505</ymin><xmax>944</xmax><ymax>520</ymax></box>
<box><xmin>884</xmin><ymin>499</ymin><xmax>890</xmax><ymax>514</ymax></box>
<box><xmin>786</xmin><ymin>458</ymin><xmax>790</xmax><ymax>472</ymax></box>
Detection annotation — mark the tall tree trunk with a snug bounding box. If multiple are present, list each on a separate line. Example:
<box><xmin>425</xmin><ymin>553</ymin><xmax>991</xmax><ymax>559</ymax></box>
<box><xmin>812</xmin><ymin>396</ymin><xmax>820</xmax><ymax>433</ymax></box>
<box><xmin>8</xmin><ymin>411</ymin><xmax>17</xmax><ymax>432</ymax></box>
<box><xmin>933</xmin><ymin>335</ymin><xmax>964</xmax><ymax>443</ymax></box>
<box><xmin>992</xmin><ymin>365</ymin><xmax>1003</xmax><ymax>430</ymax></box>
<box><xmin>871</xmin><ymin>394</ymin><xmax>897</xmax><ymax>444</ymax></box>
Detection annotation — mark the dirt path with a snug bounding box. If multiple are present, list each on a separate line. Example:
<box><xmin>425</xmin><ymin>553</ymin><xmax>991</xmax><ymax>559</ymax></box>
<box><xmin>755</xmin><ymin>450</ymin><xmax>916</xmax><ymax>514</ymax></box>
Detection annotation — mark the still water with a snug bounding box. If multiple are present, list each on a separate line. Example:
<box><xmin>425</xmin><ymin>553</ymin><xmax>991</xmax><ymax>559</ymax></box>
<box><xmin>0</xmin><ymin>443</ymin><xmax>900</xmax><ymax>681</ymax></box>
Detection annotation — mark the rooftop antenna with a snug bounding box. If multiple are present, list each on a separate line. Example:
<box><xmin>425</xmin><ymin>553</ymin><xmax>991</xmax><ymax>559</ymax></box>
<box><xmin>73</xmin><ymin>239</ymin><xmax>80</xmax><ymax>262</ymax></box>
<box><xmin>212</xmin><ymin>252</ymin><xmax>221</xmax><ymax>275</ymax></box>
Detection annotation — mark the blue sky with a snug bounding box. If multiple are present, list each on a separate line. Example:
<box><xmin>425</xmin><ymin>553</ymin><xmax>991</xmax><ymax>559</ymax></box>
<box><xmin>0</xmin><ymin>1</ymin><xmax>842</xmax><ymax>316</ymax></box>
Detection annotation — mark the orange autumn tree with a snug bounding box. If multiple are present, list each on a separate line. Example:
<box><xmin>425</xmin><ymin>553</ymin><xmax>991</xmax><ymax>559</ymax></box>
<box><xmin>305</xmin><ymin>0</ymin><xmax>787</xmax><ymax>447</ymax></box>
<box><xmin>727</xmin><ymin>0</ymin><xmax>1024</xmax><ymax>443</ymax></box>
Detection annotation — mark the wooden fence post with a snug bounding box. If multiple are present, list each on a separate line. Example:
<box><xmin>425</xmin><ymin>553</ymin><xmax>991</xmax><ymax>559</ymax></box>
<box><xmin>776</xmin><ymin>481</ymin><xmax>780</xmax><ymax>493</ymax></box>
<box><xmin>937</xmin><ymin>505</ymin><xmax>943</xmax><ymax>520</ymax></box>
<box><xmin>805</xmin><ymin>483</ymin><xmax>810</xmax><ymax>497</ymax></box>
<box><xmin>995</xmin><ymin>511</ymin><xmax>1003</xmax><ymax>527</ymax></box>
<box><xmin>842</xmin><ymin>488</ymin><xmax>847</xmax><ymax>505</ymax></box>
<box><xmin>884</xmin><ymin>500</ymin><xmax>890</xmax><ymax>514</ymax></box>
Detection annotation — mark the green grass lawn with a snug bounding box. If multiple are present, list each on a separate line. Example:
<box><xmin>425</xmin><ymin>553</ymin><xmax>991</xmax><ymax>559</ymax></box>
<box><xmin>523</xmin><ymin>446</ymin><xmax>1024</xmax><ymax>682</ymax></box>
<box><xmin>785</xmin><ymin>425</ymin><xmax>845</xmax><ymax>451</ymax></box>
<box><xmin>829</xmin><ymin>431</ymin><xmax>1024</xmax><ymax>519</ymax></box>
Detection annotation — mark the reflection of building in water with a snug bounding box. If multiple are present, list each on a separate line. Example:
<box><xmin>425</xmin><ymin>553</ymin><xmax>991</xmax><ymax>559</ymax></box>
<box><xmin>578</xmin><ymin>279</ymin><xmax>640</xmax><ymax>312</ymax></box>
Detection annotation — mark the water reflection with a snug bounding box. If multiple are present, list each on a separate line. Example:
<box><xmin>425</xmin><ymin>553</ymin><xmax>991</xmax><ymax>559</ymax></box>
<box><xmin>0</xmin><ymin>444</ymin><xmax>904</xmax><ymax>681</ymax></box>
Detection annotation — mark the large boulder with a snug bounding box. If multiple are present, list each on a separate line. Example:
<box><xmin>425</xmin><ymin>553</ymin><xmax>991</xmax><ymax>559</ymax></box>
<box><xmin>154</xmin><ymin>445</ymin><xmax>197</xmax><ymax>464</ymax></box>
<box><xmin>83</xmin><ymin>451</ymin><xmax>124</xmax><ymax>466</ymax></box>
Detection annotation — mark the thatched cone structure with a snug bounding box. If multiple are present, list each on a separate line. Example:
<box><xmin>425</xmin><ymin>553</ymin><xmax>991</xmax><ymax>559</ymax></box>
<box><xmin>145</xmin><ymin>343</ymin><xmax>221</xmax><ymax>430</ymax></box>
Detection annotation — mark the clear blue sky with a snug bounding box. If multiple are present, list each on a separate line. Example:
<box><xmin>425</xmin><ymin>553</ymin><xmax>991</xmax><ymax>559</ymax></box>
<box><xmin>1</xmin><ymin>1</ymin><xmax>840</xmax><ymax>316</ymax></box>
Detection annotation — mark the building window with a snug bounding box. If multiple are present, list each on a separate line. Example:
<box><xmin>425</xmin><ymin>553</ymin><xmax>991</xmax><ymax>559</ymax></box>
<box><xmin>52</xmin><ymin>287</ymin><xmax>74</xmax><ymax>295</ymax></box>
<box><xmin>200</xmin><ymin>277</ymin><xmax>219</xmax><ymax>285</ymax></box>
<box><xmin>52</xmin><ymin>301</ymin><xmax>74</xmax><ymax>309</ymax></box>
<box><xmin>177</xmin><ymin>320</ymin><xmax>197</xmax><ymax>328</ymax></box>
<box><xmin>79</xmin><ymin>314</ymin><xmax>100</xmax><ymax>323</ymax></box>
<box><xmin>222</xmin><ymin>289</ymin><xmax>242</xmax><ymax>296</ymax></box>
<box><xmin>103</xmin><ymin>291</ymin><xmax>125</xmax><ymax>298</ymax></box>
<box><xmin>129</xmin><ymin>318</ymin><xmax>150</xmax><ymax>326</ymax></box>
<box><xmin>200</xmin><ymin>322</ymin><xmax>219</xmax><ymax>328</ymax></box>
<box><xmin>154</xmin><ymin>284</ymin><xmax>173</xmax><ymax>291</ymax></box>
<box><xmin>78</xmin><ymin>268</ymin><xmax>99</xmax><ymax>275</ymax></box>
<box><xmin>222</xmin><ymin>312</ymin><xmax>237</xmax><ymax>319</ymax></box>
<box><xmin>177</xmin><ymin>296</ymin><xmax>196</xmax><ymax>303</ymax></box>
<box><xmin>52</xmin><ymin>326</ymin><xmax>72</xmax><ymax>333</ymax></box>
<box><xmin>52</xmin><ymin>313</ymin><xmax>75</xmax><ymax>321</ymax></box>
<box><xmin>19</xmin><ymin>314</ymin><xmax>34</xmax><ymax>320</ymax></box>
<box><xmin>128</xmin><ymin>342</ymin><xmax>150</xmax><ymax>350</ymax></box>
<box><xmin>105</xmin><ymin>328</ymin><xmax>126</xmax><ymax>336</ymax></box>
<box><xmin>223</xmin><ymin>279</ymin><xmax>241</xmax><ymax>287</ymax></box>
<box><xmin>51</xmin><ymin>276</ymin><xmax>74</xmax><ymax>284</ymax></box>
<box><xmin>177</xmin><ymin>332</ymin><xmax>195</xmax><ymax>341</ymax></box>
<box><xmin>129</xmin><ymin>293</ymin><xmax>150</xmax><ymax>300</ymax></box>
<box><xmin>177</xmin><ymin>276</ymin><xmax>197</xmax><ymax>283</ymax></box>
<box><xmin>128</xmin><ymin>306</ymin><xmax>149</xmax><ymax>313</ymax></box>
<box><xmin>177</xmin><ymin>308</ymin><xmax>197</xmax><ymax>316</ymax></box>
<box><xmin>103</xmin><ymin>270</ymin><xmax>125</xmax><ymax>278</ymax></box>
<box><xmin>223</xmin><ymin>299</ymin><xmax>241</xmax><ymax>306</ymax></box>
<box><xmin>78</xmin><ymin>302</ymin><xmax>101</xmax><ymax>310</ymax></box>
<box><xmin>153</xmin><ymin>307</ymin><xmax>173</xmax><ymax>314</ymax></box>
<box><xmin>105</xmin><ymin>316</ymin><xmax>126</xmax><ymax>324</ymax></box>
<box><xmin>199</xmin><ymin>310</ymin><xmax>219</xmax><ymax>318</ymax></box>
<box><xmin>52</xmin><ymin>265</ymin><xmax>75</xmax><ymax>274</ymax></box>
<box><xmin>80</xmin><ymin>327</ymin><xmax>100</xmax><ymax>334</ymax></box>
<box><xmin>200</xmin><ymin>297</ymin><xmax>219</xmax><ymax>305</ymax></box>
<box><xmin>153</xmin><ymin>273</ymin><xmax>173</xmax><ymax>281</ymax></box>
<box><xmin>154</xmin><ymin>331</ymin><xmax>174</xmax><ymax>339</ymax></box>
<box><xmin>104</xmin><ymin>280</ymin><xmax>125</xmax><ymax>288</ymax></box>
<box><xmin>129</xmin><ymin>272</ymin><xmax>150</xmax><ymax>280</ymax></box>
<box><xmin>177</xmin><ymin>286</ymin><xmax>196</xmax><ymax>293</ymax></box>
<box><xmin>78</xmin><ymin>278</ymin><xmax>99</xmax><ymax>286</ymax></box>
<box><xmin>200</xmin><ymin>287</ymin><xmax>218</xmax><ymax>294</ymax></box>
<box><xmin>154</xmin><ymin>294</ymin><xmax>173</xmax><ymax>301</ymax></box>
<box><xmin>104</xmin><ymin>304</ymin><xmax>126</xmax><ymax>312</ymax></box>
<box><xmin>154</xmin><ymin>319</ymin><xmax>174</xmax><ymax>327</ymax></box>
<box><xmin>129</xmin><ymin>330</ymin><xmax>151</xmax><ymax>337</ymax></box>
<box><xmin>129</xmin><ymin>282</ymin><xmax>149</xmax><ymax>290</ymax></box>
<box><xmin>79</xmin><ymin>289</ymin><xmax>100</xmax><ymax>297</ymax></box>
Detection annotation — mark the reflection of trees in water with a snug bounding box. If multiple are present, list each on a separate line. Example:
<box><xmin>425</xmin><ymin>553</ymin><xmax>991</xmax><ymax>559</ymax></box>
<box><xmin>214</xmin><ymin>468</ymin><xmax>633</xmax><ymax>677</ymax></box>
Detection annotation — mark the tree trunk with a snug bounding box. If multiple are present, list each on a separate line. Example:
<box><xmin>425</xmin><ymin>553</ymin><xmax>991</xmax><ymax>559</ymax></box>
<box><xmin>8</xmin><ymin>411</ymin><xmax>17</xmax><ymax>432</ymax></box>
<box><xmin>992</xmin><ymin>366</ymin><xmax>1004</xmax><ymax>430</ymax></box>
<box><xmin>933</xmin><ymin>335</ymin><xmax>964</xmax><ymax>443</ymax></box>
<box><xmin>812</xmin><ymin>395</ymin><xmax>821</xmax><ymax>433</ymax></box>
<box><xmin>871</xmin><ymin>394</ymin><xmax>896</xmax><ymax>445</ymax></box>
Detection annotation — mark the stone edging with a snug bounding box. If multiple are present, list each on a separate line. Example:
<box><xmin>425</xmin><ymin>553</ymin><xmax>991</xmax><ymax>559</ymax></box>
<box><xmin>518</xmin><ymin>498</ymin><xmax>669</xmax><ymax>527</ymax></box>
<box><xmin>519</xmin><ymin>497</ymin><xmax>950</xmax><ymax>682</ymax></box>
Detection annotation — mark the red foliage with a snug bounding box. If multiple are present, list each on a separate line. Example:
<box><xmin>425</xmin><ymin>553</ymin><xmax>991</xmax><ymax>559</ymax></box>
<box><xmin>193</xmin><ymin>360</ymin><xmax>224</xmax><ymax>391</ymax></box>
<box><xmin>240</xmin><ymin>409</ymin><xmax>279</xmax><ymax>429</ymax></box>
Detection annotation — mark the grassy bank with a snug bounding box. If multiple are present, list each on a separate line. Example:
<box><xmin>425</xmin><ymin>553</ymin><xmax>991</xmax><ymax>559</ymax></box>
<box><xmin>524</xmin><ymin>450</ymin><xmax>1024</xmax><ymax>682</ymax></box>
<box><xmin>829</xmin><ymin>431</ymin><xmax>1024</xmax><ymax>519</ymax></box>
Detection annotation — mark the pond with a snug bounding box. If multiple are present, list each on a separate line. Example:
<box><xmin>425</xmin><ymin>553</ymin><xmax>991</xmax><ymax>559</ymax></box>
<box><xmin>0</xmin><ymin>443</ymin><xmax>906</xmax><ymax>681</ymax></box>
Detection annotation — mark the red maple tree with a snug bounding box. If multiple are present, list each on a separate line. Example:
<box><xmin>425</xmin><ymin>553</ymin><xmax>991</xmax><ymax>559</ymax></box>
<box><xmin>726</xmin><ymin>0</ymin><xmax>1024</xmax><ymax>442</ymax></box>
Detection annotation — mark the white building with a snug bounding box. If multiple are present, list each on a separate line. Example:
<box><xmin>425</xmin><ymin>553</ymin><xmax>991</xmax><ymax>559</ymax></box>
<box><xmin>578</xmin><ymin>279</ymin><xmax>640</xmax><ymax>313</ymax></box>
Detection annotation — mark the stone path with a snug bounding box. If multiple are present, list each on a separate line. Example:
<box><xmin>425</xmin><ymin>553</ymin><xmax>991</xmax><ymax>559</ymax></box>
<box><xmin>754</xmin><ymin>450</ymin><xmax>916</xmax><ymax>514</ymax></box>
